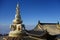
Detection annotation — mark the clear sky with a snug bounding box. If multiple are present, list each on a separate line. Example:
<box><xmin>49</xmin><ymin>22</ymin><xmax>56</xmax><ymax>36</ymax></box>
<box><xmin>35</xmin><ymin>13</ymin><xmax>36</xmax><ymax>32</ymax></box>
<box><xmin>0</xmin><ymin>0</ymin><xmax>60</xmax><ymax>26</ymax></box>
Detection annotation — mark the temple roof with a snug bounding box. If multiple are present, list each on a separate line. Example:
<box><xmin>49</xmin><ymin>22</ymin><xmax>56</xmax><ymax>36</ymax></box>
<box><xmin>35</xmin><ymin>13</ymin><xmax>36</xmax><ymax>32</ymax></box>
<box><xmin>33</xmin><ymin>21</ymin><xmax>60</xmax><ymax>35</ymax></box>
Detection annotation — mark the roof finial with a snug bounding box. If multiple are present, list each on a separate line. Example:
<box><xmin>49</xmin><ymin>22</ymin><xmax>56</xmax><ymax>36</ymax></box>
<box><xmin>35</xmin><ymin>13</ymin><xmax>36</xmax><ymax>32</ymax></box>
<box><xmin>57</xmin><ymin>17</ymin><xmax>59</xmax><ymax>24</ymax></box>
<box><xmin>38</xmin><ymin>20</ymin><xmax>40</xmax><ymax>24</ymax></box>
<box><xmin>57</xmin><ymin>21</ymin><xmax>59</xmax><ymax>24</ymax></box>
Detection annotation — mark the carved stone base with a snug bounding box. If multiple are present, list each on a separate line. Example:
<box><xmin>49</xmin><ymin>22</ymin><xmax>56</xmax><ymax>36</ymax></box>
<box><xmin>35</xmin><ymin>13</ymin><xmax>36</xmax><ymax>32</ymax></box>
<box><xmin>9</xmin><ymin>31</ymin><xmax>23</xmax><ymax>37</ymax></box>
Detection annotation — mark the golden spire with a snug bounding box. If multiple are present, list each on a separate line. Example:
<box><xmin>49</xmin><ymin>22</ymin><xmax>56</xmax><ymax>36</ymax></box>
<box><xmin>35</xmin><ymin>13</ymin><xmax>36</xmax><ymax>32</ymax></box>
<box><xmin>13</xmin><ymin>3</ymin><xmax>22</xmax><ymax>24</ymax></box>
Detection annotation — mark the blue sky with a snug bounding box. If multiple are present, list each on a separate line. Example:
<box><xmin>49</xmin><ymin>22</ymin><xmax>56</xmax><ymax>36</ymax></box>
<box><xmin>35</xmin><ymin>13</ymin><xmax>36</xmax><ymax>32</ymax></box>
<box><xmin>0</xmin><ymin>0</ymin><xmax>60</xmax><ymax>26</ymax></box>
